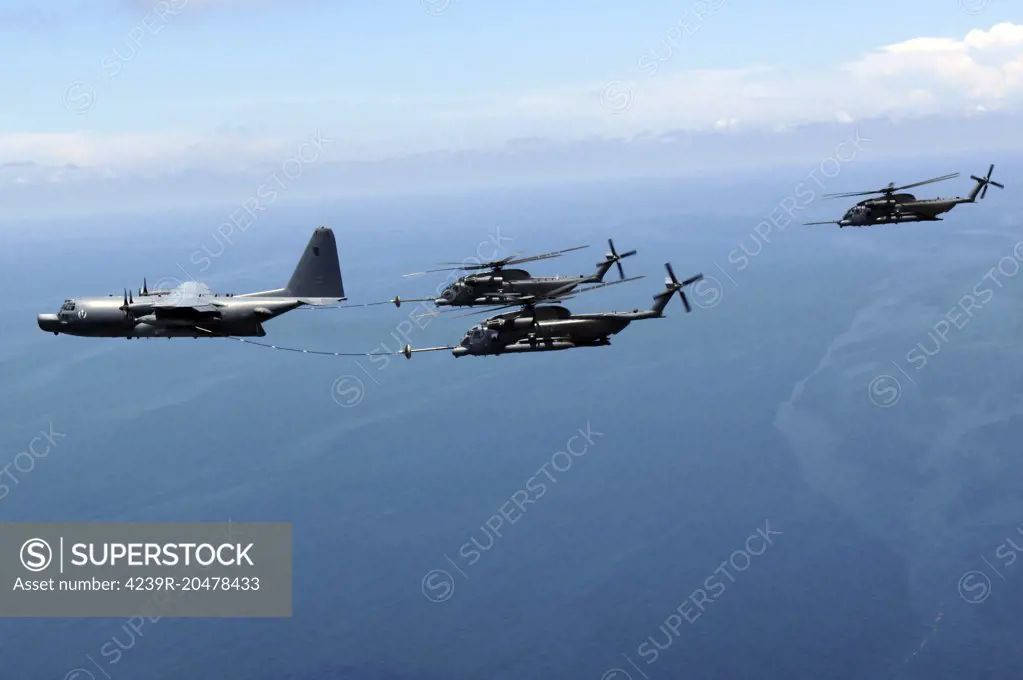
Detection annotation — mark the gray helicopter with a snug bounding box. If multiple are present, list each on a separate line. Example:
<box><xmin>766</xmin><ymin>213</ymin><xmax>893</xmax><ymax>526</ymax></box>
<box><xmin>399</xmin><ymin>263</ymin><xmax>703</xmax><ymax>359</ymax></box>
<box><xmin>376</xmin><ymin>239</ymin><xmax>636</xmax><ymax>309</ymax></box>
<box><xmin>36</xmin><ymin>227</ymin><xmax>345</xmax><ymax>339</ymax></box>
<box><xmin>804</xmin><ymin>165</ymin><xmax>1003</xmax><ymax>227</ymax></box>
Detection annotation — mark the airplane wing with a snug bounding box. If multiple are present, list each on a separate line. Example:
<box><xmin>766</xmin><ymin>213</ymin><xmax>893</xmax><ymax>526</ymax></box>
<box><xmin>803</xmin><ymin>220</ymin><xmax>839</xmax><ymax>226</ymax></box>
<box><xmin>297</xmin><ymin>297</ymin><xmax>348</xmax><ymax>306</ymax></box>
<box><xmin>150</xmin><ymin>281</ymin><xmax>223</xmax><ymax>312</ymax></box>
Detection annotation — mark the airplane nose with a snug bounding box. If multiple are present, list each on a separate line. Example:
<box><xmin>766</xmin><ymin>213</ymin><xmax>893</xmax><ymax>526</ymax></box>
<box><xmin>37</xmin><ymin>313</ymin><xmax>61</xmax><ymax>333</ymax></box>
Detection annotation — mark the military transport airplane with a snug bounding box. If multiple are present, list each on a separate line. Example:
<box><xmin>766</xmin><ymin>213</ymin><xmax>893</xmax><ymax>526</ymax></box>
<box><xmin>37</xmin><ymin>227</ymin><xmax>345</xmax><ymax>339</ymax></box>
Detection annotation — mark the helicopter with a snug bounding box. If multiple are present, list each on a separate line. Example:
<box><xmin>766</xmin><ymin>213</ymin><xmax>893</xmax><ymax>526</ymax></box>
<box><xmin>398</xmin><ymin>263</ymin><xmax>703</xmax><ymax>359</ymax></box>
<box><xmin>370</xmin><ymin>239</ymin><xmax>637</xmax><ymax>309</ymax></box>
<box><xmin>804</xmin><ymin>164</ymin><xmax>1003</xmax><ymax>228</ymax></box>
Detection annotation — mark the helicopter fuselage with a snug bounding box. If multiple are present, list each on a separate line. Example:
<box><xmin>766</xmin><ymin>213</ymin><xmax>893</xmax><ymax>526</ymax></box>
<box><xmin>839</xmin><ymin>193</ymin><xmax>968</xmax><ymax>227</ymax></box>
<box><xmin>453</xmin><ymin>306</ymin><xmax>635</xmax><ymax>356</ymax></box>
<box><xmin>436</xmin><ymin>269</ymin><xmax>595</xmax><ymax>306</ymax></box>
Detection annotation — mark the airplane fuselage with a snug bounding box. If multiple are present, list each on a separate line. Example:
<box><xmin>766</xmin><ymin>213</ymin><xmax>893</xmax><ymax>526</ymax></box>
<box><xmin>37</xmin><ymin>294</ymin><xmax>302</xmax><ymax>338</ymax></box>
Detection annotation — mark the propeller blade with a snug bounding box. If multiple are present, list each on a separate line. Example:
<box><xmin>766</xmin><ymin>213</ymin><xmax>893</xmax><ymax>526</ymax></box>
<box><xmin>665</xmin><ymin>263</ymin><xmax>679</xmax><ymax>285</ymax></box>
<box><xmin>616</xmin><ymin>261</ymin><xmax>625</xmax><ymax>280</ymax></box>
<box><xmin>142</xmin><ymin>278</ymin><xmax>149</xmax><ymax>295</ymax></box>
<box><xmin>129</xmin><ymin>290</ymin><xmax>134</xmax><ymax>304</ymax></box>
<box><xmin>681</xmin><ymin>273</ymin><xmax>704</xmax><ymax>287</ymax></box>
<box><xmin>607</xmin><ymin>239</ymin><xmax>618</xmax><ymax>258</ymax></box>
<box><xmin>981</xmin><ymin>185</ymin><xmax>988</xmax><ymax>200</ymax></box>
<box><xmin>618</xmin><ymin>249</ymin><xmax>637</xmax><ymax>258</ymax></box>
<box><xmin>680</xmin><ymin>291</ymin><xmax>692</xmax><ymax>313</ymax></box>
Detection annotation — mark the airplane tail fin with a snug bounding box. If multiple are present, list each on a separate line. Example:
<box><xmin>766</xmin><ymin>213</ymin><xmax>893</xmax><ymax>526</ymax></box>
<box><xmin>967</xmin><ymin>164</ymin><xmax>1003</xmax><ymax>202</ymax></box>
<box><xmin>284</xmin><ymin>226</ymin><xmax>345</xmax><ymax>299</ymax></box>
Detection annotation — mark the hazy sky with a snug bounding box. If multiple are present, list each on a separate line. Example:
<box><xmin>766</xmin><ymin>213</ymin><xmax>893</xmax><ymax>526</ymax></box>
<box><xmin>0</xmin><ymin>0</ymin><xmax>1020</xmax><ymax>199</ymax></box>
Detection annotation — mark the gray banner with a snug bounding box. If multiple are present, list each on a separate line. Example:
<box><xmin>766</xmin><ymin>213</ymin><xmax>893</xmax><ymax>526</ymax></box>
<box><xmin>0</xmin><ymin>522</ymin><xmax>291</xmax><ymax>618</ymax></box>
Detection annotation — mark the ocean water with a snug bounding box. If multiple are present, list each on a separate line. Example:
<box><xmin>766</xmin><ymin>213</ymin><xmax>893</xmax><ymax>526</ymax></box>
<box><xmin>1</xmin><ymin>171</ymin><xmax>1021</xmax><ymax>679</ymax></box>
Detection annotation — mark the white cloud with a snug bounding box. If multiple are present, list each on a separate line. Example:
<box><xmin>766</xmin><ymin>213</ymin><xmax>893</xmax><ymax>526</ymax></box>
<box><xmin>0</xmin><ymin>128</ymin><xmax>354</xmax><ymax>178</ymax></box>
<box><xmin>2</xmin><ymin>23</ymin><xmax>1021</xmax><ymax>182</ymax></box>
<box><xmin>457</xmin><ymin>22</ymin><xmax>1023</xmax><ymax>138</ymax></box>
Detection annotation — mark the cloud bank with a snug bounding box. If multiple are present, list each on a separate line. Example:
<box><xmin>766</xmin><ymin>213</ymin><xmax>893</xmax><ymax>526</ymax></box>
<box><xmin>1</xmin><ymin>22</ymin><xmax>1021</xmax><ymax>186</ymax></box>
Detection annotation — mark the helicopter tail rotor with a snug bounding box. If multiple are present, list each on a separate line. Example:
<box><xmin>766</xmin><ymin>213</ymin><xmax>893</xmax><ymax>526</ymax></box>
<box><xmin>969</xmin><ymin>164</ymin><xmax>1004</xmax><ymax>200</ymax></box>
<box><xmin>662</xmin><ymin>263</ymin><xmax>703</xmax><ymax>314</ymax></box>
<box><xmin>602</xmin><ymin>238</ymin><xmax>637</xmax><ymax>280</ymax></box>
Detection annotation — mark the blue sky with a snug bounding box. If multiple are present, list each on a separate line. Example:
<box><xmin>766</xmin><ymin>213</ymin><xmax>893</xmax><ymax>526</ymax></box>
<box><xmin>0</xmin><ymin>0</ymin><xmax>1020</xmax><ymax>213</ymax></box>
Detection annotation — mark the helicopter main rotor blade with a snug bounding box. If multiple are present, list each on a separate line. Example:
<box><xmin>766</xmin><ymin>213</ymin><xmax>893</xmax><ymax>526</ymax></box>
<box><xmin>823</xmin><ymin>172</ymin><xmax>960</xmax><ymax>199</ymax></box>
<box><xmin>567</xmin><ymin>276</ymin><xmax>645</xmax><ymax>297</ymax></box>
<box><xmin>822</xmin><ymin>189</ymin><xmax>888</xmax><ymax>199</ymax></box>
<box><xmin>471</xmin><ymin>275</ymin><xmax>646</xmax><ymax>315</ymax></box>
<box><xmin>420</xmin><ymin>244</ymin><xmax>589</xmax><ymax>276</ymax></box>
<box><xmin>434</xmin><ymin>252</ymin><xmax>523</xmax><ymax>268</ymax></box>
<box><xmin>891</xmin><ymin>172</ymin><xmax>960</xmax><ymax>192</ymax></box>
<box><xmin>498</xmin><ymin>244</ymin><xmax>589</xmax><ymax>267</ymax></box>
